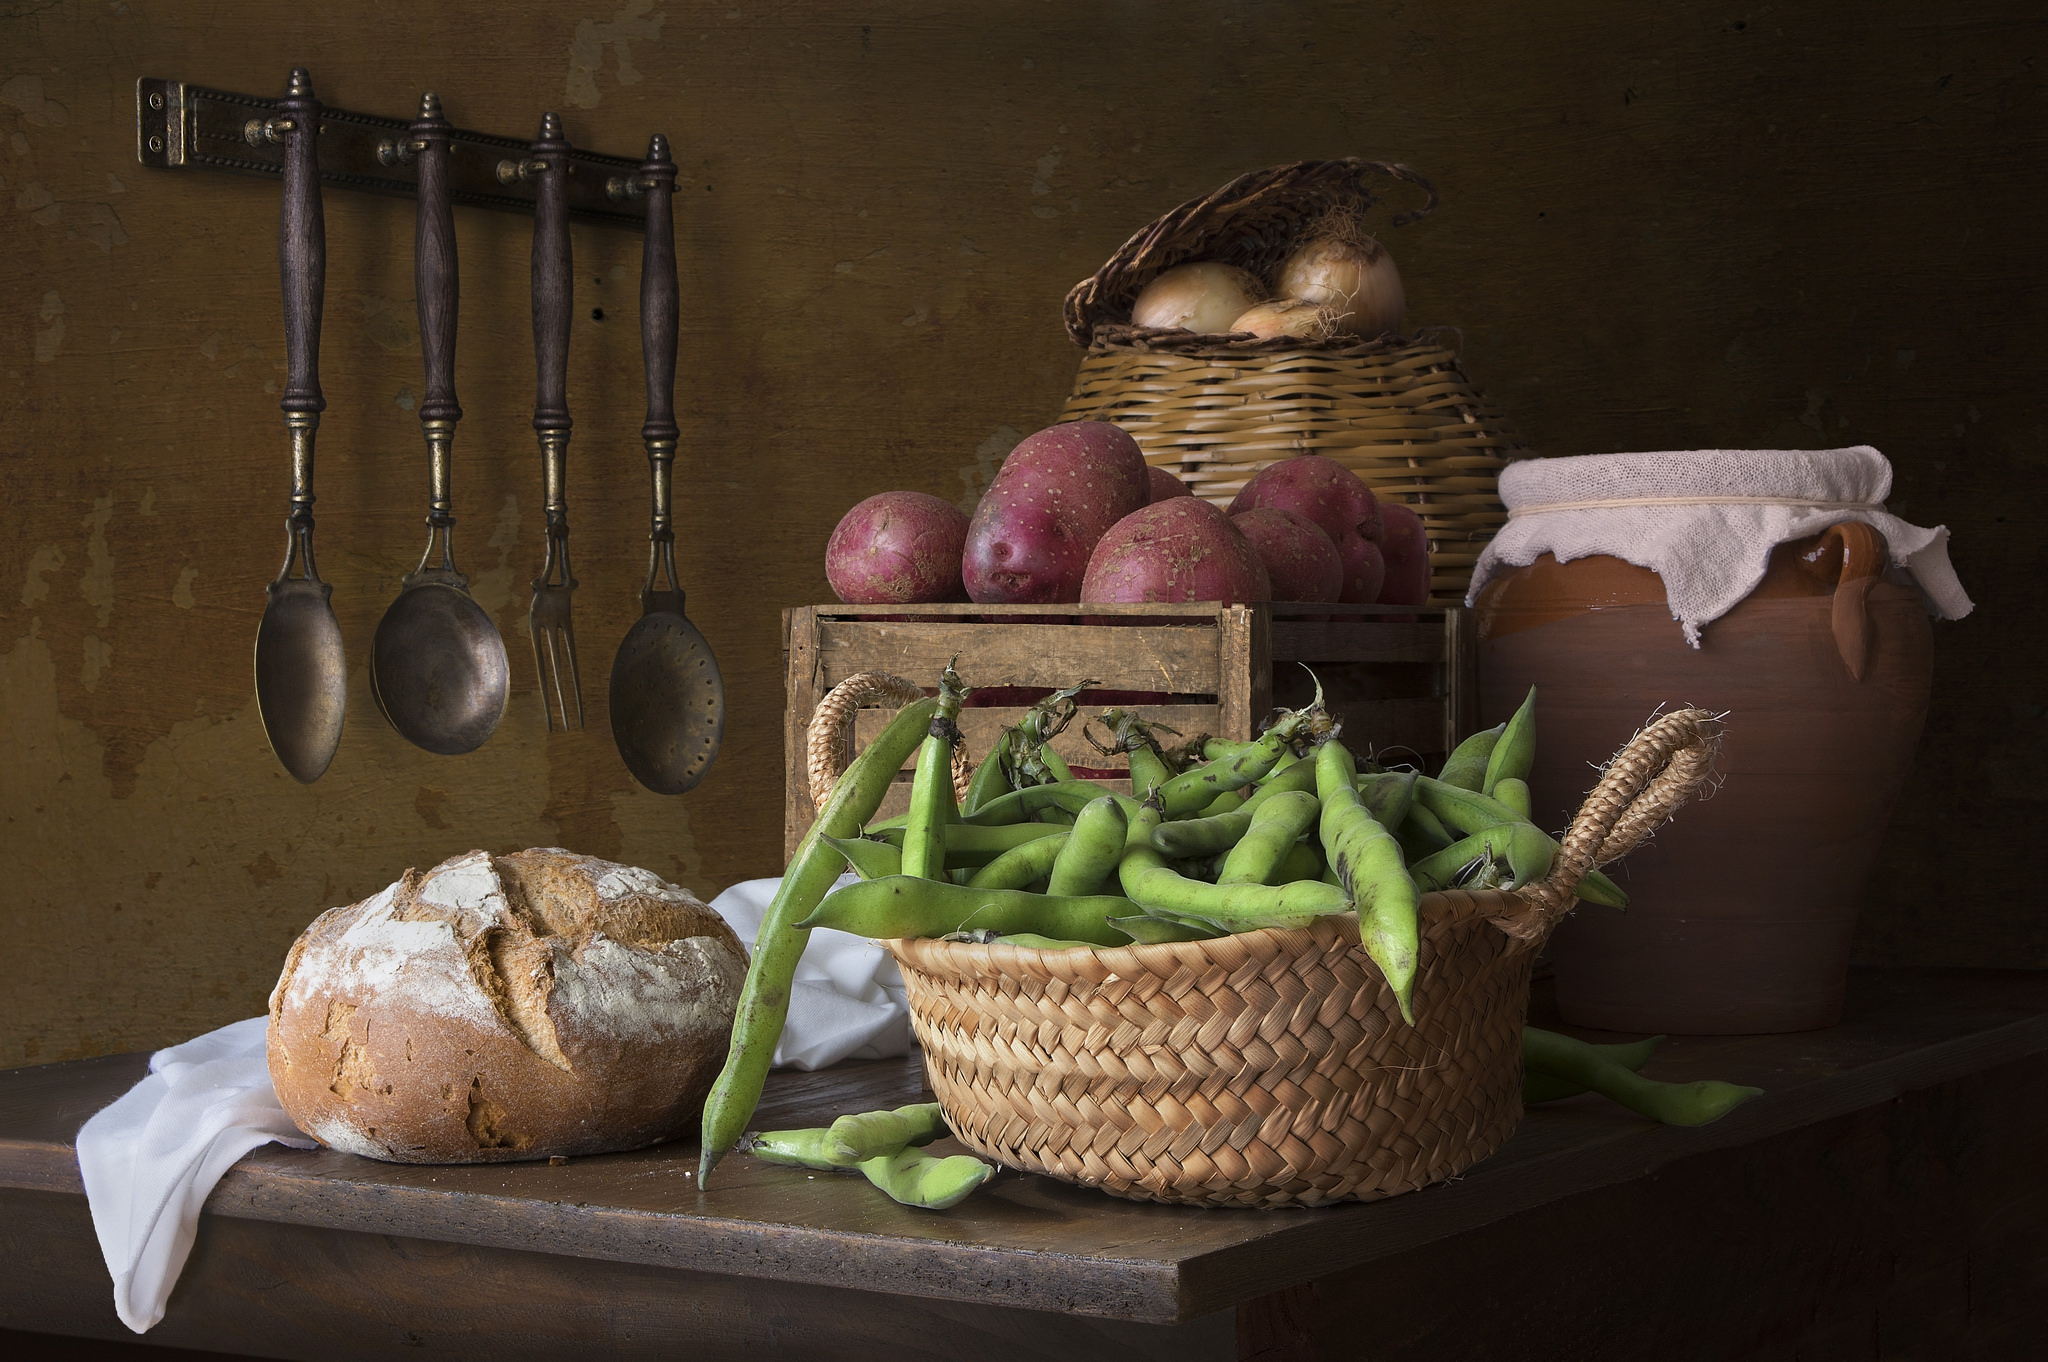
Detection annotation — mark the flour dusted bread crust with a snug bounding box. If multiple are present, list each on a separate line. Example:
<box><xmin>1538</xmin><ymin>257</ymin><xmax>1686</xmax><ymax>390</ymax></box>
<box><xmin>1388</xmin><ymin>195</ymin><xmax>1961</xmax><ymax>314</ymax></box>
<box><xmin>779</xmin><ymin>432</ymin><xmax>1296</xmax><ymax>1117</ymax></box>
<box><xmin>267</xmin><ymin>849</ymin><xmax>747</xmax><ymax>1163</ymax></box>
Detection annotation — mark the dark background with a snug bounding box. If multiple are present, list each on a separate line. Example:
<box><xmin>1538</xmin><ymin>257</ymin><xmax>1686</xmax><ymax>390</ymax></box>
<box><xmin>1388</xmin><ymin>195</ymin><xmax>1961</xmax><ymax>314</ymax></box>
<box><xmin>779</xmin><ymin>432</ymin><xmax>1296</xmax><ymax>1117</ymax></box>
<box><xmin>2</xmin><ymin>0</ymin><xmax>2041</xmax><ymax>1063</ymax></box>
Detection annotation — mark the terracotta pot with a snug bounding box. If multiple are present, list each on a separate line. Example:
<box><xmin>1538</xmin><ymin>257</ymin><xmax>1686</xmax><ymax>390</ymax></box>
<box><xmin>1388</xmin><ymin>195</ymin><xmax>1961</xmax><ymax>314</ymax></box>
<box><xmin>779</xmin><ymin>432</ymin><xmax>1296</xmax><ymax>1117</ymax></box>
<box><xmin>1475</xmin><ymin>523</ymin><xmax>1933</xmax><ymax>1033</ymax></box>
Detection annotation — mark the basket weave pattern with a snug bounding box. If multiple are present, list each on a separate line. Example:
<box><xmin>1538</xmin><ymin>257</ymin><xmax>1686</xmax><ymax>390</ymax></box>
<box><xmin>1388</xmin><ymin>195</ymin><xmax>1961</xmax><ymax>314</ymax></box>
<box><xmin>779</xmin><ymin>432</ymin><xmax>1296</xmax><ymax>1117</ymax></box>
<box><xmin>1059</xmin><ymin>157</ymin><xmax>1529</xmax><ymax>599</ymax></box>
<box><xmin>877</xmin><ymin>708</ymin><xmax>1724</xmax><ymax>1208</ymax></box>
<box><xmin>1061</xmin><ymin>339</ymin><xmax>1523</xmax><ymax>597</ymax></box>
<box><xmin>894</xmin><ymin>892</ymin><xmax>1529</xmax><ymax>1208</ymax></box>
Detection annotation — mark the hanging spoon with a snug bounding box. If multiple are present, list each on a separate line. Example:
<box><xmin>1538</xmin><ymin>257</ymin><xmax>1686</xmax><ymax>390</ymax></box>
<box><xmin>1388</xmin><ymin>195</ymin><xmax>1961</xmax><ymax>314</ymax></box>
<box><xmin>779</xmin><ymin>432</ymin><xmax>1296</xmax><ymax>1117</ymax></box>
<box><xmin>253</xmin><ymin>68</ymin><xmax>346</xmax><ymax>784</ymax></box>
<box><xmin>609</xmin><ymin>134</ymin><xmax>725</xmax><ymax>794</ymax></box>
<box><xmin>369</xmin><ymin>92</ymin><xmax>510</xmax><ymax>755</ymax></box>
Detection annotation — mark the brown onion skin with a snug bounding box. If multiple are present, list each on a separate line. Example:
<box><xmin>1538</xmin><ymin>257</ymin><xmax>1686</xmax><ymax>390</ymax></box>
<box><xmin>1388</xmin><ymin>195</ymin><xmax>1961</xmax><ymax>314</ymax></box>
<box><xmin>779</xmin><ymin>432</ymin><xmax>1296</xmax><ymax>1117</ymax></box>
<box><xmin>1231</xmin><ymin>507</ymin><xmax>1344</xmax><ymax>603</ymax></box>
<box><xmin>1227</xmin><ymin>456</ymin><xmax>1387</xmax><ymax>604</ymax></box>
<box><xmin>1080</xmin><ymin>499</ymin><xmax>1268</xmax><ymax>606</ymax></box>
<box><xmin>1376</xmin><ymin>499</ymin><xmax>1431</xmax><ymax>606</ymax></box>
<box><xmin>825</xmin><ymin>491</ymin><xmax>971</xmax><ymax>604</ymax></box>
<box><xmin>1147</xmin><ymin>466</ymin><xmax>1194</xmax><ymax>502</ymax></box>
<box><xmin>963</xmin><ymin>422</ymin><xmax>1149</xmax><ymax>604</ymax></box>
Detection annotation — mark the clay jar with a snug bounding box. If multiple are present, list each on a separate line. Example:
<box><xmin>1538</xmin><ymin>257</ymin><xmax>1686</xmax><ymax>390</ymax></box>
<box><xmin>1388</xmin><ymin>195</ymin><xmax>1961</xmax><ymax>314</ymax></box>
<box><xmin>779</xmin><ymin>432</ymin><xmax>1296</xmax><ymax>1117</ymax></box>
<box><xmin>1475</xmin><ymin>522</ymin><xmax>1932</xmax><ymax>1033</ymax></box>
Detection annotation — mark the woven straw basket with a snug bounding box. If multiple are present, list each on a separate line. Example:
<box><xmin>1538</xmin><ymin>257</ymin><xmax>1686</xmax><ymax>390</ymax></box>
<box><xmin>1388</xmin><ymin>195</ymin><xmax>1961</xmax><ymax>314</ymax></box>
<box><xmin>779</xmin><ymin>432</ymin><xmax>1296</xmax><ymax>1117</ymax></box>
<box><xmin>808</xmin><ymin>675</ymin><xmax>1721</xmax><ymax>1208</ymax></box>
<box><xmin>1057</xmin><ymin>159</ymin><xmax>1530</xmax><ymax>601</ymax></box>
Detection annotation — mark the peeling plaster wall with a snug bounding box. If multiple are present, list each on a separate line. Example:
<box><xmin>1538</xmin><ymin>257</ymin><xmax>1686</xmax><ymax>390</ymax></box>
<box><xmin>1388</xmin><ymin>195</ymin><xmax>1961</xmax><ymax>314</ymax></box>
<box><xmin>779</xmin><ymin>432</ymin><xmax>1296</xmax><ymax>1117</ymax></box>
<box><xmin>3</xmin><ymin>2</ymin><xmax>2044</xmax><ymax>1064</ymax></box>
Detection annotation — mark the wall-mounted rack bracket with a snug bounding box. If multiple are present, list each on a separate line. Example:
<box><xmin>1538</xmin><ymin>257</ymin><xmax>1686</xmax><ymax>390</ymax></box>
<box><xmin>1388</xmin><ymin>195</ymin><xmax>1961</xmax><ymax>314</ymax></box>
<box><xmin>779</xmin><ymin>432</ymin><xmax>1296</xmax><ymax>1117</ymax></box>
<box><xmin>135</xmin><ymin>77</ymin><xmax>654</xmax><ymax>229</ymax></box>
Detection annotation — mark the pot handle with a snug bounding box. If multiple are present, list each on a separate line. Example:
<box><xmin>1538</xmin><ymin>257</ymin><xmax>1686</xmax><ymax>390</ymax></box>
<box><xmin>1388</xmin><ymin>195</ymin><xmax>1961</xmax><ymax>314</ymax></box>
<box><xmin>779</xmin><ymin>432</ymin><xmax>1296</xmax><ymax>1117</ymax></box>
<box><xmin>1498</xmin><ymin>707</ymin><xmax>1724</xmax><ymax>943</ymax></box>
<box><xmin>1809</xmin><ymin>521</ymin><xmax>1887</xmax><ymax>681</ymax></box>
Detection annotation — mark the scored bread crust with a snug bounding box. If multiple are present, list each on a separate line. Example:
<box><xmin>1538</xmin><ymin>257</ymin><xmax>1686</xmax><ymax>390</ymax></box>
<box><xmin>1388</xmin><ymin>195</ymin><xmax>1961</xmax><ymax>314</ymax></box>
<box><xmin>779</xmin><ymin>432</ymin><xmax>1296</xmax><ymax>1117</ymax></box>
<box><xmin>266</xmin><ymin>848</ymin><xmax>748</xmax><ymax>1164</ymax></box>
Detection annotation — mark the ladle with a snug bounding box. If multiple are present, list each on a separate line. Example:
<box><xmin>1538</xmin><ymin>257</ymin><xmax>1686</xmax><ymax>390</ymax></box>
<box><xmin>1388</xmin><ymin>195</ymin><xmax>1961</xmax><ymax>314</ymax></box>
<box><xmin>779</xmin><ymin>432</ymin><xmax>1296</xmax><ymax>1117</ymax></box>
<box><xmin>253</xmin><ymin>68</ymin><xmax>347</xmax><ymax>784</ymax></box>
<box><xmin>608</xmin><ymin>134</ymin><xmax>725</xmax><ymax>794</ymax></box>
<box><xmin>370</xmin><ymin>93</ymin><xmax>509</xmax><ymax>755</ymax></box>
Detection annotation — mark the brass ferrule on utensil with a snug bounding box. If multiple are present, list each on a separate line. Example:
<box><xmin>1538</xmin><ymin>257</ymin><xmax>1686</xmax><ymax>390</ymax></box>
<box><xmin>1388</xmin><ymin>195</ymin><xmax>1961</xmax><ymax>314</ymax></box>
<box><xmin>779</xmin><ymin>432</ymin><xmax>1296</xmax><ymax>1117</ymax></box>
<box><xmin>640</xmin><ymin>437</ymin><xmax>683</xmax><ymax>611</ymax></box>
<box><xmin>278</xmin><ymin>409</ymin><xmax>321</xmax><ymax>582</ymax></box>
<box><xmin>540</xmin><ymin>430</ymin><xmax>571</xmax><ymax>530</ymax></box>
<box><xmin>423</xmin><ymin>417</ymin><xmax>457</xmax><ymax>530</ymax></box>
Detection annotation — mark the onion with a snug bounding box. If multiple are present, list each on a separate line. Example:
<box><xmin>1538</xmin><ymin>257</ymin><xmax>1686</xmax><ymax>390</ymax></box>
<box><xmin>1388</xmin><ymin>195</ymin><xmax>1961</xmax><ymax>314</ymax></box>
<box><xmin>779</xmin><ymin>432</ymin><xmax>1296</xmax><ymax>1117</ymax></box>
<box><xmin>1130</xmin><ymin>263</ymin><xmax>1265</xmax><ymax>334</ymax></box>
<box><xmin>1230</xmin><ymin>298</ymin><xmax>1345</xmax><ymax>342</ymax></box>
<box><xmin>1276</xmin><ymin>210</ymin><xmax>1405</xmax><ymax>339</ymax></box>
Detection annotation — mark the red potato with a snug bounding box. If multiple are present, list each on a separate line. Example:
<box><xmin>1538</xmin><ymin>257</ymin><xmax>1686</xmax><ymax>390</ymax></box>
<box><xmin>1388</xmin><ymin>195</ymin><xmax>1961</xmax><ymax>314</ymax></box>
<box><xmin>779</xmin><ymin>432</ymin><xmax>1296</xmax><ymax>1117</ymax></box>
<box><xmin>1147</xmin><ymin>465</ymin><xmax>1194</xmax><ymax>502</ymax></box>
<box><xmin>824</xmin><ymin>491</ymin><xmax>971</xmax><ymax>604</ymax></box>
<box><xmin>1081</xmin><ymin>499</ymin><xmax>1268</xmax><ymax>606</ymax></box>
<box><xmin>1228</xmin><ymin>456</ymin><xmax>1387</xmax><ymax>603</ymax></box>
<box><xmin>1375</xmin><ymin>499</ymin><xmax>1431</xmax><ymax>606</ymax></box>
<box><xmin>963</xmin><ymin>422</ymin><xmax>1150</xmax><ymax>604</ymax></box>
<box><xmin>1231</xmin><ymin>507</ymin><xmax>1344</xmax><ymax>603</ymax></box>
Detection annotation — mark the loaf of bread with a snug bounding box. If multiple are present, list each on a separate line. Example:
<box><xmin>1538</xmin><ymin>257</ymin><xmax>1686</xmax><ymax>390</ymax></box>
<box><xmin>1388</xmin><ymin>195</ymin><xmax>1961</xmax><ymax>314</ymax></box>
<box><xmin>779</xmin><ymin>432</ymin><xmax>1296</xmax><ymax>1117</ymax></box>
<box><xmin>267</xmin><ymin>848</ymin><xmax>747</xmax><ymax>1163</ymax></box>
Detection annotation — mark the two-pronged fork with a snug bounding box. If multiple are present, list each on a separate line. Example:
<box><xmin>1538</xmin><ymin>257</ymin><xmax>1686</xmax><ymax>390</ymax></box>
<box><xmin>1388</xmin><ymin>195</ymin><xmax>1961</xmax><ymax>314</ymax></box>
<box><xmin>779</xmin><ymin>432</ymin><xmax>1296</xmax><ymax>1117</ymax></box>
<box><xmin>526</xmin><ymin>112</ymin><xmax>582</xmax><ymax>730</ymax></box>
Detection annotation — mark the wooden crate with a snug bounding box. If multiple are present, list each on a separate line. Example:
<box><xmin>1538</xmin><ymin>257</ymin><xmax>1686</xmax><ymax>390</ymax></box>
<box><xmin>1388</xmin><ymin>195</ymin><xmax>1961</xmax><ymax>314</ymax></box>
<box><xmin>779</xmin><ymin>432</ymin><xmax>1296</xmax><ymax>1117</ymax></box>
<box><xmin>782</xmin><ymin>602</ymin><xmax>1476</xmax><ymax>858</ymax></box>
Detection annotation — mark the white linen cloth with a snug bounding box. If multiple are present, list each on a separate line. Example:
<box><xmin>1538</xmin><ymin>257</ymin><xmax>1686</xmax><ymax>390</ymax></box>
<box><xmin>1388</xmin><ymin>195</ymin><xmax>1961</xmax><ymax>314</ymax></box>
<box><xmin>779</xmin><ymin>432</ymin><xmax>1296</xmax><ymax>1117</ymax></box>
<box><xmin>75</xmin><ymin>871</ymin><xmax>907</xmax><ymax>1333</ymax></box>
<box><xmin>1465</xmin><ymin>446</ymin><xmax>1974</xmax><ymax>645</ymax></box>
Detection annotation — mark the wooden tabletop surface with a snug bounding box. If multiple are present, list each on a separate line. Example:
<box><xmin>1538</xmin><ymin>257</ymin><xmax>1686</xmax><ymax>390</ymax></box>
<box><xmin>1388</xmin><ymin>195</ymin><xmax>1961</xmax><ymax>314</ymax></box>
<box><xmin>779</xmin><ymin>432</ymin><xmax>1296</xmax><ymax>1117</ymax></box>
<box><xmin>3</xmin><ymin>967</ymin><xmax>2044</xmax><ymax>1328</ymax></box>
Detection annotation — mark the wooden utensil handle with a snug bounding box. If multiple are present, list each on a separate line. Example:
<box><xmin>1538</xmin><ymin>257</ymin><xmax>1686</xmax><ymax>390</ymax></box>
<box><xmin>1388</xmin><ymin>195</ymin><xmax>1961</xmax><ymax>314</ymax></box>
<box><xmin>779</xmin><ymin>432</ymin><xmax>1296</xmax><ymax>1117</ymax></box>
<box><xmin>531</xmin><ymin>113</ymin><xmax>572</xmax><ymax>437</ymax></box>
<box><xmin>413</xmin><ymin>93</ymin><xmax>461</xmax><ymax>427</ymax></box>
<box><xmin>638</xmin><ymin>134</ymin><xmax>679</xmax><ymax>446</ymax></box>
<box><xmin>277</xmin><ymin>68</ymin><xmax>324</xmax><ymax>421</ymax></box>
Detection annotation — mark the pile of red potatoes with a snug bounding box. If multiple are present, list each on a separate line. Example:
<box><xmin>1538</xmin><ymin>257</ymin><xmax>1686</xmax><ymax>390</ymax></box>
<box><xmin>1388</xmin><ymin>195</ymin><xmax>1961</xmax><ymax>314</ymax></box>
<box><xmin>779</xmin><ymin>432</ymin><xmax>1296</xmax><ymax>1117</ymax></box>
<box><xmin>824</xmin><ymin>421</ymin><xmax>1429</xmax><ymax>609</ymax></box>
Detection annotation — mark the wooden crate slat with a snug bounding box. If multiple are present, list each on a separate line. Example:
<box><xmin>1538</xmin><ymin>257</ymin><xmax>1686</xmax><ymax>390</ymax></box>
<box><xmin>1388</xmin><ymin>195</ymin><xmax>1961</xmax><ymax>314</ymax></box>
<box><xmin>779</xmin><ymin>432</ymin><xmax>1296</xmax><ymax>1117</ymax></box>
<box><xmin>815</xmin><ymin>620</ymin><xmax>1223</xmax><ymax>694</ymax></box>
<box><xmin>1272</xmin><ymin>621</ymin><xmax>1443</xmax><ymax>663</ymax></box>
<box><xmin>787</xmin><ymin>604</ymin><xmax>1474</xmax><ymax>857</ymax></box>
<box><xmin>850</xmin><ymin>705</ymin><xmax>1224</xmax><ymax>771</ymax></box>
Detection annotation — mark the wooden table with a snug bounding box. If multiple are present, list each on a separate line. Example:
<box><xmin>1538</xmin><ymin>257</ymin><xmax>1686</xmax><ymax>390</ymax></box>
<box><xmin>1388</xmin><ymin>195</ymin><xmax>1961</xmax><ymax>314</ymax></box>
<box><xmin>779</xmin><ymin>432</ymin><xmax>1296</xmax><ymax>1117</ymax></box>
<box><xmin>4</xmin><ymin>967</ymin><xmax>2045</xmax><ymax>1361</ymax></box>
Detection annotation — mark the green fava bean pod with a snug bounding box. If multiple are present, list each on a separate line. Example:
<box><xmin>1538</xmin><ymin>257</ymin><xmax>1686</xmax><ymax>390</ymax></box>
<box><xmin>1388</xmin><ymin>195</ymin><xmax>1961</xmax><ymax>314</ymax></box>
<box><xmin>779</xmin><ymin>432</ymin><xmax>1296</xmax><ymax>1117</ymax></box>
<box><xmin>994</xmin><ymin>932</ymin><xmax>1102</xmax><ymax>950</ymax></box>
<box><xmin>859</xmin><ymin>1147</ymin><xmax>995</xmax><ymax>1211</ymax></box>
<box><xmin>1154</xmin><ymin>685</ymin><xmax>1332</xmax><ymax>816</ymax></box>
<box><xmin>1120</xmin><ymin>798</ymin><xmax>1348</xmax><ymax>931</ymax></box>
<box><xmin>1357</xmin><ymin>769</ymin><xmax>1418</xmax><ymax>830</ymax></box>
<box><xmin>1217</xmin><ymin>789</ymin><xmax>1322</xmax><ymax>886</ymax></box>
<box><xmin>963</xmin><ymin>779</ymin><xmax>1115</xmax><ymax>827</ymax></box>
<box><xmin>1151</xmin><ymin>805</ymin><xmax>1254</xmax><ymax>859</ymax></box>
<box><xmin>748</xmin><ymin>1126</ymin><xmax>846</xmax><ymax>1169</ymax></box>
<box><xmin>1047</xmin><ymin>795</ymin><xmax>1128</xmax><ymax>896</ymax></box>
<box><xmin>800</xmin><ymin>874</ymin><xmax>1133</xmax><ymax>946</ymax></box>
<box><xmin>1316</xmin><ymin>739</ymin><xmax>1420</xmax><ymax>1024</ymax></box>
<box><xmin>900</xmin><ymin>661</ymin><xmax>968</xmax><ymax>880</ymax></box>
<box><xmin>821</xmin><ymin>835</ymin><xmax>902</xmax><ymax>882</ymax></box>
<box><xmin>1409</xmin><ymin>822</ymin><xmax>1556</xmax><ymax>893</ymax></box>
<box><xmin>1524</xmin><ymin>1035</ymin><xmax>1665</xmax><ymax>1104</ymax></box>
<box><xmin>1413</xmin><ymin>776</ymin><xmax>1628</xmax><ymax>905</ymax></box>
<box><xmin>1437</xmin><ymin>723</ymin><xmax>1505</xmax><ymax>791</ymax></box>
<box><xmin>1192</xmin><ymin>789</ymin><xmax>1245</xmax><ymax>819</ymax></box>
<box><xmin>960</xmin><ymin>732</ymin><xmax>1016</xmax><ymax>819</ymax></box>
<box><xmin>967</xmin><ymin>830</ymin><xmax>1069</xmax><ymax>889</ymax></box>
<box><xmin>700</xmin><ymin>696</ymin><xmax>940</xmax><ymax>1186</ymax></box>
<box><xmin>1522</xmin><ymin>1027</ymin><xmax>1763</xmax><ymax>1126</ymax></box>
<box><xmin>1491</xmin><ymin>777</ymin><xmax>1533</xmax><ymax>820</ymax></box>
<box><xmin>1110</xmin><ymin>914</ymin><xmax>1222</xmax><ymax>944</ymax></box>
<box><xmin>1483</xmin><ymin>685</ymin><xmax>1538</xmax><ymax>795</ymax></box>
<box><xmin>827</xmin><ymin>1102</ymin><xmax>949</xmax><ymax>1163</ymax></box>
<box><xmin>1272</xmin><ymin>840</ymin><xmax>1324</xmax><ymax>884</ymax></box>
<box><xmin>1125</xmin><ymin>741</ymin><xmax>1173</xmax><ymax>799</ymax></box>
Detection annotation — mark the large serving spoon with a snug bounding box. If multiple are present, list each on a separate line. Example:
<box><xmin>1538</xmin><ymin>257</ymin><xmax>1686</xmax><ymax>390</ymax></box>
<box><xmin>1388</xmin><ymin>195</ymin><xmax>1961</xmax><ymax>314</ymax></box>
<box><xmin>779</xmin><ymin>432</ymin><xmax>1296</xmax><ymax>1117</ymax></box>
<box><xmin>254</xmin><ymin>68</ymin><xmax>347</xmax><ymax>784</ymax></box>
<box><xmin>609</xmin><ymin>134</ymin><xmax>725</xmax><ymax>794</ymax></box>
<box><xmin>370</xmin><ymin>93</ymin><xmax>509</xmax><ymax>755</ymax></box>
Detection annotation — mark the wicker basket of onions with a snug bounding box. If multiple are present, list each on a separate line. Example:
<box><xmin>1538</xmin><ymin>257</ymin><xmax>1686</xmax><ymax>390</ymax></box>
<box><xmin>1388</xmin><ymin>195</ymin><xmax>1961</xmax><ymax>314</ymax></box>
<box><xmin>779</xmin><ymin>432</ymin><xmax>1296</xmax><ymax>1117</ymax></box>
<box><xmin>1058</xmin><ymin>158</ymin><xmax>1528</xmax><ymax>601</ymax></box>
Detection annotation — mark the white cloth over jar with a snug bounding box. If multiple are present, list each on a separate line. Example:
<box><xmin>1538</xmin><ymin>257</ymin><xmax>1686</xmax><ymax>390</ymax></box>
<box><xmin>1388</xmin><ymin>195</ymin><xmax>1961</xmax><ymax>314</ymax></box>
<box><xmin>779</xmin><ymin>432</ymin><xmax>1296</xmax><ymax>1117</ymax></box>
<box><xmin>1464</xmin><ymin>446</ymin><xmax>1973</xmax><ymax>645</ymax></box>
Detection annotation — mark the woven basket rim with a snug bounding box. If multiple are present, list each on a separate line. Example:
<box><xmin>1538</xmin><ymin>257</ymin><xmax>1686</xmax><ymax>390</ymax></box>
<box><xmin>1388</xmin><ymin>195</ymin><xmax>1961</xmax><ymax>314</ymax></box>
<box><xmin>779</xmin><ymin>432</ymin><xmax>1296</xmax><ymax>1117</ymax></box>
<box><xmin>888</xmin><ymin>888</ymin><xmax>1537</xmax><ymax>979</ymax></box>
<box><xmin>1063</xmin><ymin>157</ymin><xmax>1439</xmax><ymax>353</ymax></box>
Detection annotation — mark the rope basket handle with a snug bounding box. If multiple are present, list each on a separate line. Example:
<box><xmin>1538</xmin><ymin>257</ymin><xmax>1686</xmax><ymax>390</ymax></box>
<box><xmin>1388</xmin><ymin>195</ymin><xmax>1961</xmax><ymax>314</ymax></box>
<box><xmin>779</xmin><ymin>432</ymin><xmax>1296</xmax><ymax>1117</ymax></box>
<box><xmin>1498</xmin><ymin>708</ymin><xmax>1725</xmax><ymax>942</ymax></box>
<box><xmin>807</xmin><ymin>671</ymin><xmax>972</xmax><ymax>814</ymax></box>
